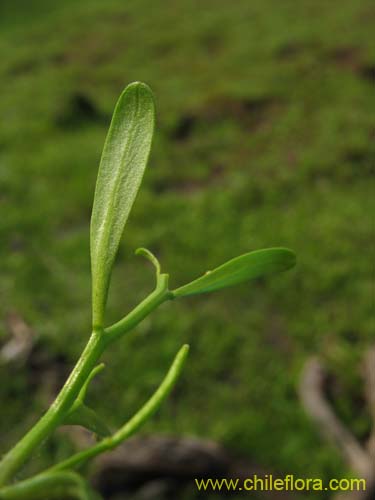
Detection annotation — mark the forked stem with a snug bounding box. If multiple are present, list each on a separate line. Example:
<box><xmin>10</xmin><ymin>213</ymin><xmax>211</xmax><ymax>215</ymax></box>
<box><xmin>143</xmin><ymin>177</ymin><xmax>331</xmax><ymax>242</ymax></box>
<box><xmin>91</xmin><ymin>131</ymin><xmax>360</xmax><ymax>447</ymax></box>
<box><xmin>0</xmin><ymin>278</ymin><xmax>172</xmax><ymax>486</ymax></box>
<box><xmin>48</xmin><ymin>344</ymin><xmax>189</xmax><ymax>472</ymax></box>
<box><xmin>0</xmin><ymin>345</ymin><xmax>188</xmax><ymax>499</ymax></box>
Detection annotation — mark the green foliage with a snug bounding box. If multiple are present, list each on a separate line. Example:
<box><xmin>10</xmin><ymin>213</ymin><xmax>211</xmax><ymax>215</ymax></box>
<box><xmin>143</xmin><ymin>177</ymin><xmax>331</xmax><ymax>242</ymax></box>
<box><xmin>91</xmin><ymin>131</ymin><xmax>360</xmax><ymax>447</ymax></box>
<box><xmin>90</xmin><ymin>82</ymin><xmax>155</xmax><ymax>327</ymax></box>
<box><xmin>173</xmin><ymin>248</ymin><xmax>296</xmax><ymax>297</ymax></box>
<box><xmin>0</xmin><ymin>82</ymin><xmax>295</xmax><ymax>498</ymax></box>
<box><xmin>0</xmin><ymin>471</ymin><xmax>100</xmax><ymax>500</ymax></box>
<box><xmin>63</xmin><ymin>364</ymin><xmax>111</xmax><ymax>438</ymax></box>
<box><xmin>0</xmin><ymin>1</ymin><xmax>372</xmax><ymax>498</ymax></box>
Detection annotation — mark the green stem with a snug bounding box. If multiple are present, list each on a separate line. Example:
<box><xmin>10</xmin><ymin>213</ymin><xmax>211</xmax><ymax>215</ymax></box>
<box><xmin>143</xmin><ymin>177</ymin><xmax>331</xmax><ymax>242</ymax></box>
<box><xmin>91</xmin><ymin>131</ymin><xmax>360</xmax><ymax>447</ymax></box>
<box><xmin>0</xmin><ymin>471</ymin><xmax>99</xmax><ymax>500</ymax></box>
<box><xmin>0</xmin><ymin>331</ymin><xmax>104</xmax><ymax>487</ymax></box>
<box><xmin>0</xmin><ymin>277</ymin><xmax>171</xmax><ymax>486</ymax></box>
<box><xmin>48</xmin><ymin>344</ymin><xmax>189</xmax><ymax>473</ymax></box>
<box><xmin>104</xmin><ymin>274</ymin><xmax>172</xmax><ymax>343</ymax></box>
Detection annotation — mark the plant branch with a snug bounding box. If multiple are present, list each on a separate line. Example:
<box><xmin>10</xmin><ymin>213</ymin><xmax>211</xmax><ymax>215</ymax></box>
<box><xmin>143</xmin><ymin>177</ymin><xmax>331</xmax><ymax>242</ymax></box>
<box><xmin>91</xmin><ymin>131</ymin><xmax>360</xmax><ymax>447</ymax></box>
<box><xmin>0</xmin><ymin>280</ymin><xmax>172</xmax><ymax>486</ymax></box>
<box><xmin>104</xmin><ymin>273</ymin><xmax>173</xmax><ymax>345</ymax></box>
<box><xmin>47</xmin><ymin>344</ymin><xmax>189</xmax><ymax>473</ymax></box>
<box><xmin>0</xmin><ymin>470</ymin><xmax>101</xmax><ymax>500</ymax></box>
<box><xmin>0</xmin><ymin>331</ymin><xmax>105</xmax><ymax>487</ymax></box>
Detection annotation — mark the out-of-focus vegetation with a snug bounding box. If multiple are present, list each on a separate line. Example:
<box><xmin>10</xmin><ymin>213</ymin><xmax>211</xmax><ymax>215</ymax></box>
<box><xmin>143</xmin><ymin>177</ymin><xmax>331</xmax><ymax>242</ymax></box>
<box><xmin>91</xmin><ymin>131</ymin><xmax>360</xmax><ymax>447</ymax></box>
<box><xmin>0</xmin><ymin>0</ymin><xmax>373</xmax><ymax>497</ymax></box>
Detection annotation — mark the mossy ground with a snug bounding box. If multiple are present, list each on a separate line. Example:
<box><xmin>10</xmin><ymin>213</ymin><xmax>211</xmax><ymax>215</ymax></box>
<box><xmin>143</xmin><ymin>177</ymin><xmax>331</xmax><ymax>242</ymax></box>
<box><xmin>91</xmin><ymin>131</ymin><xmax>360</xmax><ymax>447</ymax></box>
<box><xmin>0</xmin><ymin>1</ymin><xmax>373</xmax><ymax>497</ymax></box>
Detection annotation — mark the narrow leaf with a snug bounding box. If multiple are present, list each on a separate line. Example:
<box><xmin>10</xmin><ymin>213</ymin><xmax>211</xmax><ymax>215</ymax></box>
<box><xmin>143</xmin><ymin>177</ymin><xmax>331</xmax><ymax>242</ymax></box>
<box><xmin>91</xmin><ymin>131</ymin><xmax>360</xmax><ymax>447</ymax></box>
<box><xmin>172</xmin><ymin>247</ymin><xmax>296</xmax><ymax>297</ymax></box>
<box><xmin>48</xmin><ymin>345</ymin><xmax>190</xmax><ymax>472</ymax></box>
<box><xmin>77</xmin><ymin>363</ymin><xmax>105</xmax><ymax>403</ymax></box>
<box><xmin>90</xmin><ymin>82</ymin><xmax>155</xmax><ymax>326</ymax></box>
<box><xmin>64</xmin><ymin>404</ymin><xmax>111</xmax><ymax>438</ymax></box>
<box><xmin>62</xmin><ymin>363</ymin><xmax>109</xmax><ymax>437</ymax></box>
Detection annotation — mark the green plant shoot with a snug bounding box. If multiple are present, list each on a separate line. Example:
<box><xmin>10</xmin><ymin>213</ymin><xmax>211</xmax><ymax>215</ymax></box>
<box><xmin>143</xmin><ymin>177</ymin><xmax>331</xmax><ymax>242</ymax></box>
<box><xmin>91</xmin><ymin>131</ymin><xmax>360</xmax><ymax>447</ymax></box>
<box><xmin>90</xmin><ymin>82</ymin><xmax>155</xmax><ymax>328</ymax></box>
<box><xmin>0</xmin><ymin>82</ymin><xmax>296</xmax><ymax>499</ymax></box>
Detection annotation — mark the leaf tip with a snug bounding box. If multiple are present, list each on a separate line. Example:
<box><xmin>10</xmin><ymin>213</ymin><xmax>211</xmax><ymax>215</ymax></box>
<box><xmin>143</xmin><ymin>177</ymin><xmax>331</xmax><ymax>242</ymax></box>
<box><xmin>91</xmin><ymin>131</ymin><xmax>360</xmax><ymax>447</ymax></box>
<box><xmin>279</xmin><ymin>247</ymin><xmax>297</xmax><ymax>270</ymax></box>
<box><xmin>135</xmin><ymin>247</ymin><xmax>161</xmax><ymax>275</ymax></box>
<box><xmin>181</xmin><ymin>344</ymin><xmax>190</xmax><ymax>355</ymax></box>
<box><xmin>124</xmin><ymin>81</ymin><xmax>155</xmax><ymax>101</ymax></box>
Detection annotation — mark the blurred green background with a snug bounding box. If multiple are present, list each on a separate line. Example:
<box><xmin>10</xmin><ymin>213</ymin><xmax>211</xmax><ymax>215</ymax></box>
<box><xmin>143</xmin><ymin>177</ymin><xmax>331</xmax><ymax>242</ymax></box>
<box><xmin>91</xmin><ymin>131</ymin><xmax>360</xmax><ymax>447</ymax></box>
<box><xmin>0</xmin><ymin>0</ymin><xmax>373</xmax><ymax>498</ymax></box>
